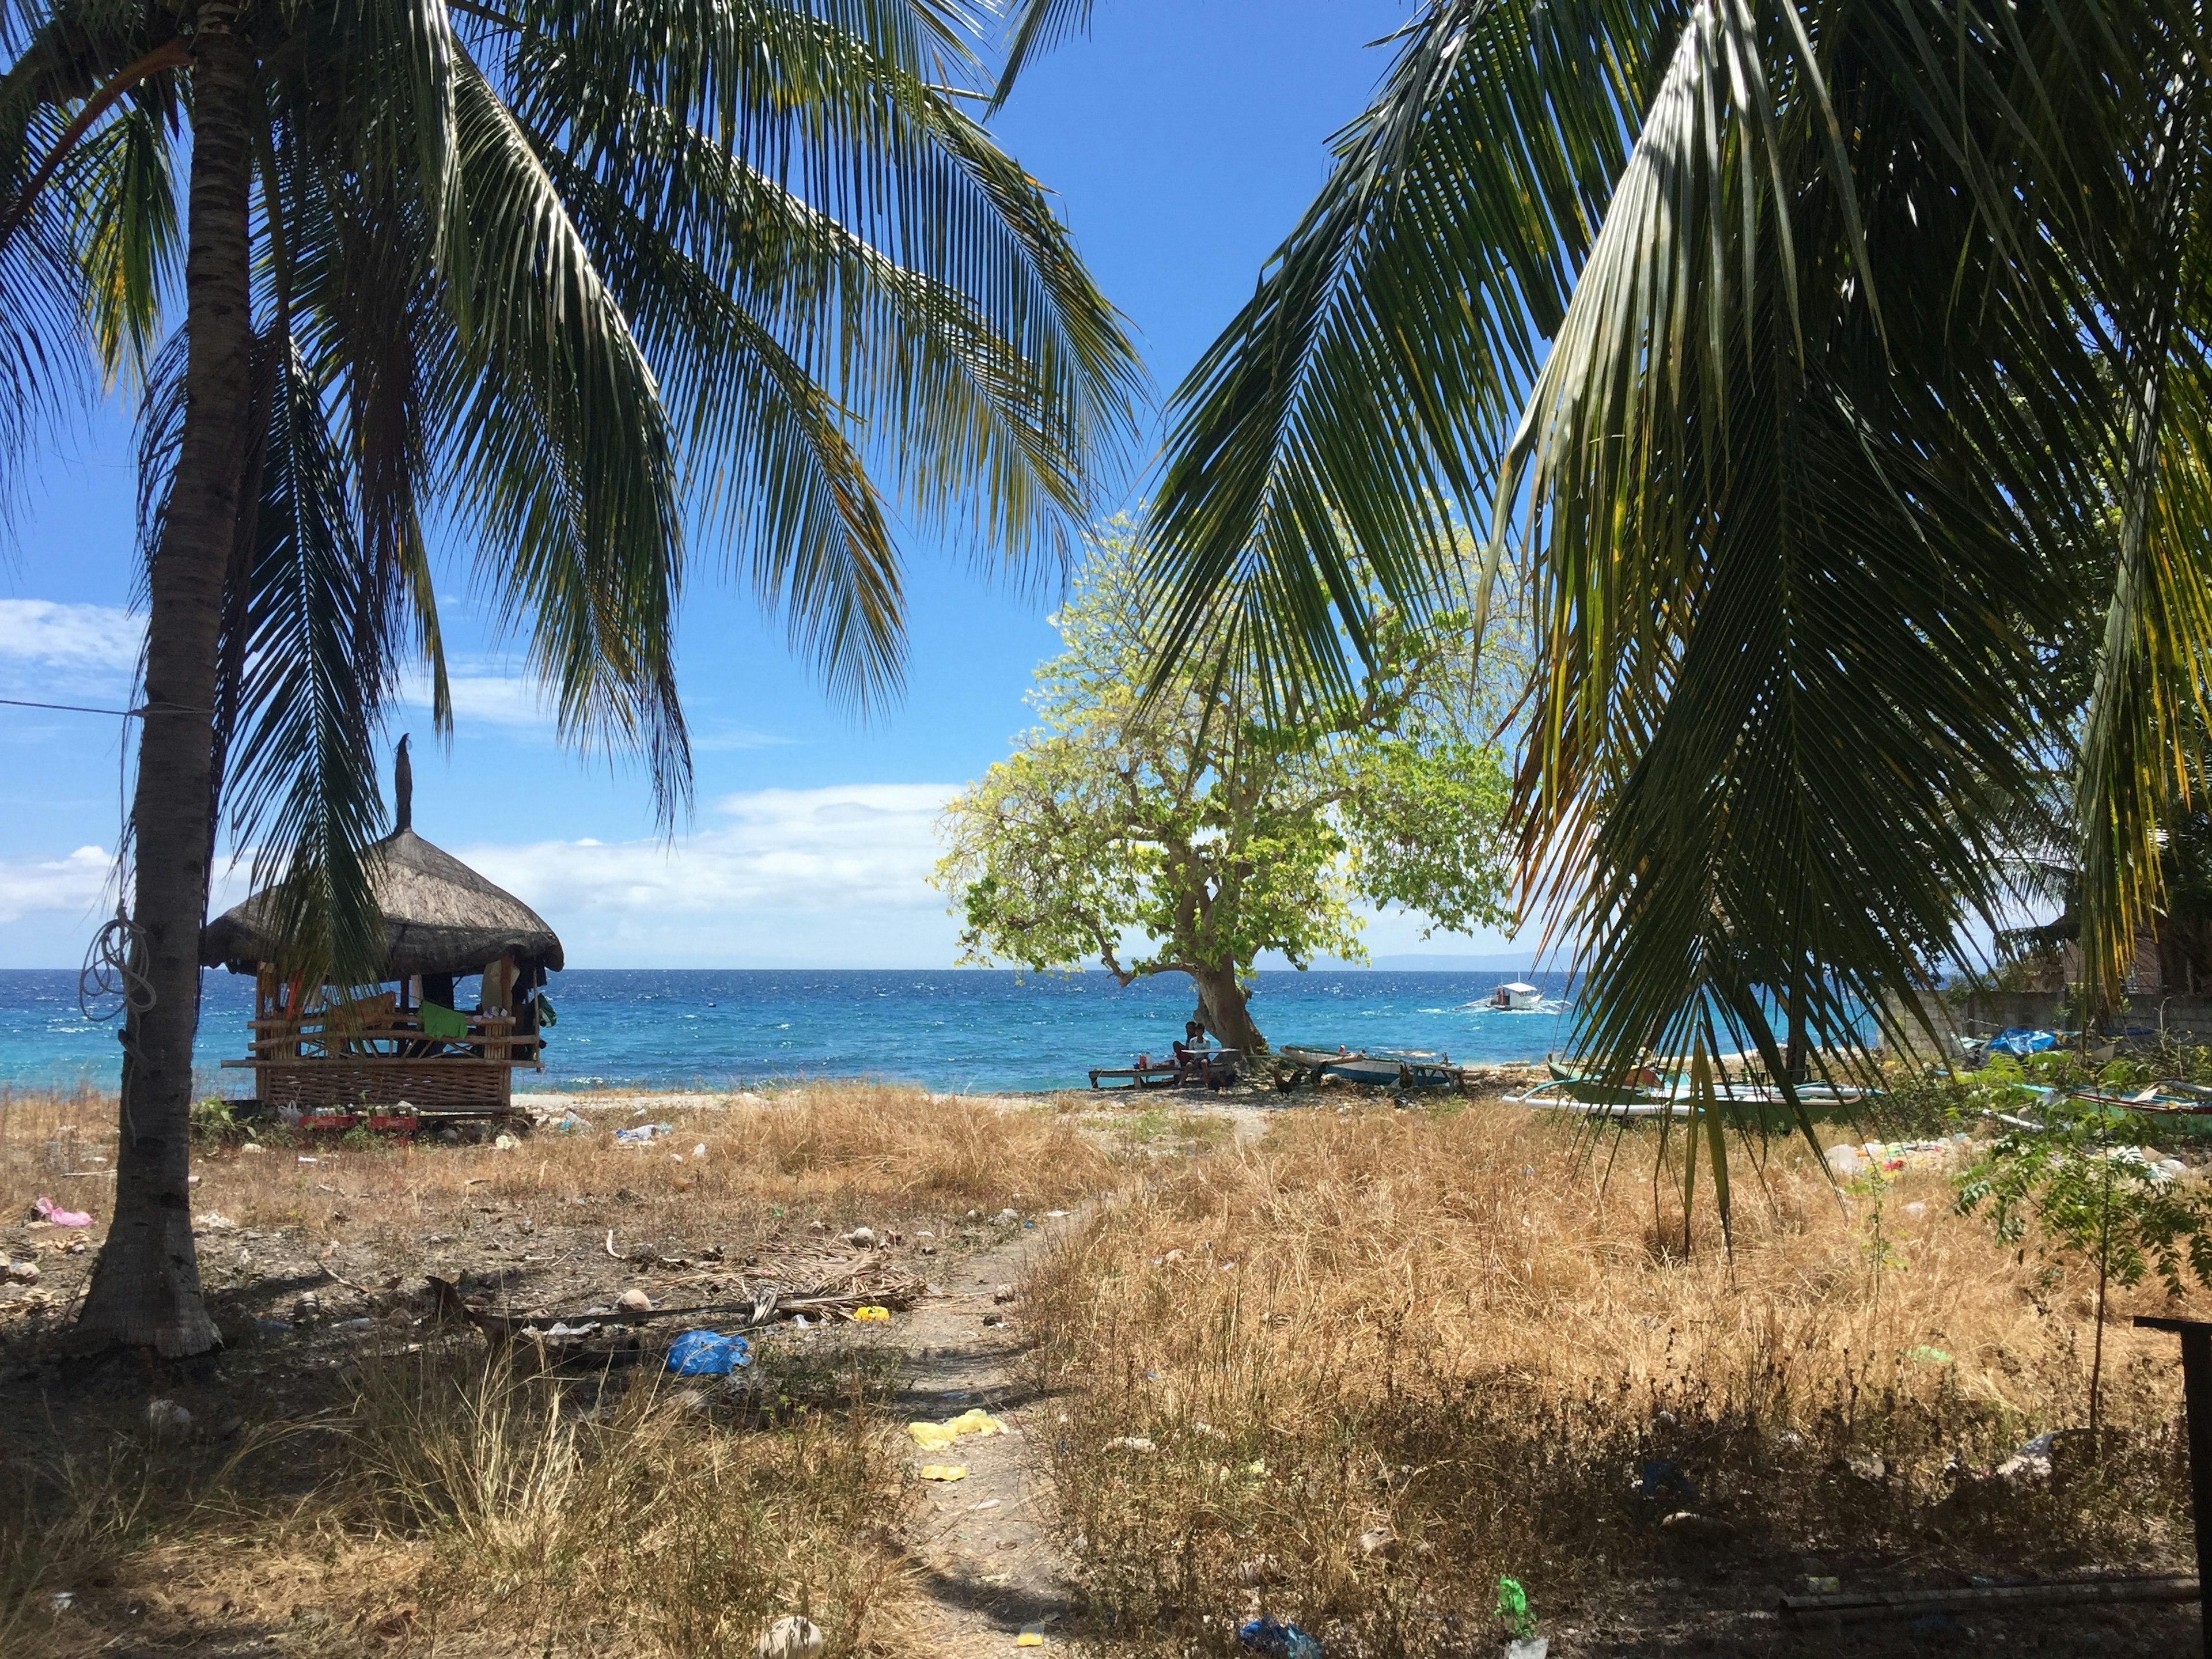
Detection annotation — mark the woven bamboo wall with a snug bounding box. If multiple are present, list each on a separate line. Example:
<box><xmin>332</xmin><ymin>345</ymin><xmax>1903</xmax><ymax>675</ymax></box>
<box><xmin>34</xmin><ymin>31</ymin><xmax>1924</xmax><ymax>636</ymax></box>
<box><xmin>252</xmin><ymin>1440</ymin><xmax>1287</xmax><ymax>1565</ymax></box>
<box><xmin>255</xmin><ymin>1063</ymin><xmax>510</xmax><ymax>1109</ymax></box>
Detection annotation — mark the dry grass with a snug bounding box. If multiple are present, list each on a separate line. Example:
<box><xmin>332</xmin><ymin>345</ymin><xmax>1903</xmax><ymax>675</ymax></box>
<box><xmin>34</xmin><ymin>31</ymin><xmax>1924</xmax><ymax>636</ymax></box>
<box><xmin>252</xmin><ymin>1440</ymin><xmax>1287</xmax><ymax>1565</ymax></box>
<box><xmin>1</xmin><ymin>1082</ymin><xmax>1113</xmax><ymax>1331</ymax></box>
<box><xmin>2</xmin><ymin>1082</ymin><xmax>1111</xmax><ymax>1233</ymax></box>
<box><xmin>0</xmin><ymin>1082</ymin><xmax>1120</xmax><ymax>1658</ymax></box>
<box><xmin>1029</xmin><ymin>1100</ymin><xmax>2199</xmax><ymax>1655</ymax></box>
<box><xmin>0</xmin><ymin>1342</ymin><xmax>915</xmax><ymax>1658</ymax></box>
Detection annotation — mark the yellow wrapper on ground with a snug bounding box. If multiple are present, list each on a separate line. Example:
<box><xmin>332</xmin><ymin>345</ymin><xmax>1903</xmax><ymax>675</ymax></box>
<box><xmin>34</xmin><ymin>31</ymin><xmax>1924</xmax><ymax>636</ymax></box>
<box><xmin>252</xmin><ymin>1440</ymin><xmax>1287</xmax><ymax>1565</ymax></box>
<box><xmin>908</xmin><ymin>1408</ymin><xmax>1007</xmax><ymax>1449</ymax></box>
<box><xmin>854</xmin><ymin>1305</ymin><xmax>891</xmax><ymax>1321</ymax></box>
<box><xmin>1014</xmin><ymin>1634</ymin><xmax>1044</xmax><ymax>1647</ymax></box>
<box><xmin>917</xmin><ymin>1464</ymin><xmax>967</xmax><ymax>1482</ymax></box>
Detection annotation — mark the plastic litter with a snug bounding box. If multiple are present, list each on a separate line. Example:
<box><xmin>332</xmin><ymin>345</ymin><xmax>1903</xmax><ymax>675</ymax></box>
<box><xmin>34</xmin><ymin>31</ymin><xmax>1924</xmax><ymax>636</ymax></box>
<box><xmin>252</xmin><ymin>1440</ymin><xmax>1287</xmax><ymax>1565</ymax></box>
<box><xmin>1998</xmin><ymin>1430</ymin><xmax>2057</xmax><ymax>1482</ymax></box>
<box><xmin>1638</xmin><ymin>1459</ymin><xmax>1699</xmax><ymax>1505</ymax></box>
<box><xmin>666</xmin><ymin>1330</ymin><xmax>752</xmax><ymax>1376</ymax></box>
<box><xmin>1236</xmin><ymin>1615</ymin><xmax>1323</xmax><ymax>1658</ymax></box>
<box><xmin>614</xmin><ymin>1123</ymin><xmax>673</xmax><ymax>1146</ymax></box>
<box><xmin>1904</xmin><ymin>1345</ymin><xmax>1952</xmax><ymax>1365</ymax></box>
<box><xmin>755</xmin><ymin>1613</ymin><xmax>823</xmax><ymax>1658</ymax></box>
<box><xmin>1990</xmin><ymin>1027</ymin><xmax>2058</xmax><ymax>1056</ymax></box>
<box><xmin>908</xmin><ymin>1408</ymin><xmax>1007</xmax><ymax>1449</ymax></box>
<box><xmin>32</xmin><ymin>1196</ymin><xmax>92</xmax><ymax>1228</ymax></box>
<box><xmin>1015</xmin><ymin>1631</ymin><xmax>1046</xmax><ymax>1648</ymax></box>
<box><xmin>492</xmin><ymin>1133</ymin><xmax>520</xmax><ymax>1151</ymax></box>
<box><xmin>917</xmin><ymin>1464</ymin><xmax>968</xmax><ymax>1481</ymax></box>
<box><xmin>145</xmin><ymin>1398</ymin><xmax>193</xmax><ymax>1437</ymax></box>
<box><xmin>853</xmin><ymin>1305</ymin><xmax>891</xmax><ymax>1322</ymax></box>
<box><xmin>1497</xmin><ymin>1577</ymin><xmax>1542</xmax><ymax>1655</ymax></box>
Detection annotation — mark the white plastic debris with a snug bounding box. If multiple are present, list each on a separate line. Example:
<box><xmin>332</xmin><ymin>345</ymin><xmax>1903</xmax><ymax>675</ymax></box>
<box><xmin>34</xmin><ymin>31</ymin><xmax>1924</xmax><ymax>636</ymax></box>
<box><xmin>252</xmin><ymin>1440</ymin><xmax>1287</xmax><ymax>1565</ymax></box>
<box><xmin>145</xmin><ymin>1398</ymin><xmax>193</xmax><ymax>1437</ymax></box>
<box><xmin>1998</xmin><ymin>1430</ymin><xmax>2057</xmax><ymax>1482</ymax></box>
<box><xmin>755</xmin><ymin>1614</ymin><xmax>823</xmax><ymax>1658</ymax></box>
<box><xmin>1357</xmin><ymin>1527</ymin><xmax>1400</xmax><ymax>1560</ymax></box>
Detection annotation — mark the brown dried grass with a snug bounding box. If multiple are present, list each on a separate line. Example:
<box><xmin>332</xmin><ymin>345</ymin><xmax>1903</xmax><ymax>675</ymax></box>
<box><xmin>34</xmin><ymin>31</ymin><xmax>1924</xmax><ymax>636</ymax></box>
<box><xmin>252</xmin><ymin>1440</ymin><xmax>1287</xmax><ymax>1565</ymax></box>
<box><xmin>1</xmin><ymin>1081</ymin><xmax>1110</xmax><ymax>1260</ymax></box>
<box><xmin>0</xmin><ymin>1082</ymin><xmax>1116</xmax><ymax>1658</ymax></box>
<box><xmin>0</xmin><ymin>1343</ymin><xmax>918</xmax><ymax>1659</ymax></box>
<box><xmin>1030</xmin><ymin>1100</ymin><xmax>2200</xmax><ymax>1654</ymax></box>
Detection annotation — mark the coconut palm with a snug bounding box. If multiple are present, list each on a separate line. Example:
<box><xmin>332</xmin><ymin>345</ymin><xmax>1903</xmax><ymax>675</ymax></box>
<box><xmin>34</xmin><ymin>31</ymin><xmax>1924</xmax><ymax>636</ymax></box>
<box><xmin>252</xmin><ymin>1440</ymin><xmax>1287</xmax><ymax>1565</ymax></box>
<box><xmin>0</xmin><ymin>0</ymin><xmax>1138</xmax><ymax>1353</ymax></box>
<box><xmin>1001</xmin><ymin>0</ymin><xmax>2212</xmax><ymax>1218</ymax></box>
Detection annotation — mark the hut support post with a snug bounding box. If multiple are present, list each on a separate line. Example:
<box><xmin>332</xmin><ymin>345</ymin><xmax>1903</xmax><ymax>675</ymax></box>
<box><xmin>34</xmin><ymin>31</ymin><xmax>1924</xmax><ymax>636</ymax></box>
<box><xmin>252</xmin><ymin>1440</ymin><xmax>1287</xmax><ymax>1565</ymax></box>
<box><xmin>484</xmin><ymin>955</ymin><xmax>516</xmax><ymax>1107</ymax></box>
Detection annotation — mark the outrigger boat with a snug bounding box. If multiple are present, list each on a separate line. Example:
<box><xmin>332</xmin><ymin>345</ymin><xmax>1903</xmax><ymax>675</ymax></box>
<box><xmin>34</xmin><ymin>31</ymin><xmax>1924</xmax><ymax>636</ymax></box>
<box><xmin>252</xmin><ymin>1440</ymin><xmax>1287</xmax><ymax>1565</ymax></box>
<box><xmin>1503</xmin><ymin>1073</ymin><xmax>1871</xmax><ymax>1118</ymax></box>
<box><xmin>1272</xmin><ymin>1044</ymin><xmax>1458</xmax><ymax>1091</ymax></box>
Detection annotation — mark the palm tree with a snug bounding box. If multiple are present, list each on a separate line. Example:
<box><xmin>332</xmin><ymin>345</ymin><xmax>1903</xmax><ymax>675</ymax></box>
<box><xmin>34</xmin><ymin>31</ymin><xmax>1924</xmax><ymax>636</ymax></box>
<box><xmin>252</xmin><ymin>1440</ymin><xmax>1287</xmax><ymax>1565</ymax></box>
<box><xmin>0</xmin><ymin>0</ymin><xmax>1138</xmax><ymax>1354</ymax></box>
<box><xmin>1001</xmin><ymin>0</ymin><xmax>2212</xmax><ymax>1218</ymax></box>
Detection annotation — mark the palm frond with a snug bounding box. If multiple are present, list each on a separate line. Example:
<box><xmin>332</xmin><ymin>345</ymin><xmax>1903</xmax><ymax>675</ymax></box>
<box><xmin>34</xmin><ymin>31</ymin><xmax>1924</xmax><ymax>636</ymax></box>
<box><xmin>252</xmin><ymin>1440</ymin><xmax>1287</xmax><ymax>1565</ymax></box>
<box><xmin>990</xmin><ymin>0</ymin><xmax>1090</xmax><ymax>108</ymax></box>
<box><xmin>441</xmin><ymin>48</ymin><xmax>691</xmax><ymax>815</ymax></box>
<box><xmin>137</xmin><ymin>328</ymin><xmax>393</xmax><ymax>989</ymax></box>
<box><xmin>1142</xmin><ymin>0</ymin><xmax>1679</xmax><ymax>709</ymax></box>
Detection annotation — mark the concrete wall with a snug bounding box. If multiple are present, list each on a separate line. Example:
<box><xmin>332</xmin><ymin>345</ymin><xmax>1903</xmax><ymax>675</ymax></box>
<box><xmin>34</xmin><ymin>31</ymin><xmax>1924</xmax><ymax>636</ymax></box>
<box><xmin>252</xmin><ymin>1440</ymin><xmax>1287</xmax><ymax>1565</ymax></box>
<box><xmin>1952</xmin><ymin>991</ymin><xmax>2212</xmax><ymax>1041</ymax></box>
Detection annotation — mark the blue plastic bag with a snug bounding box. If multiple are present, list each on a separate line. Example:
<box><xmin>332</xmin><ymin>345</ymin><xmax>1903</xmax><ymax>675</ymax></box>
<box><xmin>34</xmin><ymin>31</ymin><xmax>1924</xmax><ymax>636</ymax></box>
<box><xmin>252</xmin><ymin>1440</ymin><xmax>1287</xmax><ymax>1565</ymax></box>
<box><xmin>1237</xmin><ymin>1616</ymin><xmax>1323</xmax><ymax>1659</ymax></box>
<box><xmin>666</xmin><ymin>1330</ymin><xmax>751</xmax><ymax>1375</ymax></box>
<box><xmin>1990</xmin><ymin>1027</ymin><xmax>2057</xmax><ymax>1056</ymax></box>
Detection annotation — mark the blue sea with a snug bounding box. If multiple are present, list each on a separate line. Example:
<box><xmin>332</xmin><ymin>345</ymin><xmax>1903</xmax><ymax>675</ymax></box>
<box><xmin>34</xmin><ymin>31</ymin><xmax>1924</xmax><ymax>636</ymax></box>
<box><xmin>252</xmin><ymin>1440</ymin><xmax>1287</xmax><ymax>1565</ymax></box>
<box><xmin>0</xmin><ymin>967</ymin><xmax>1580</xmax><ymax>1096</ymax></box>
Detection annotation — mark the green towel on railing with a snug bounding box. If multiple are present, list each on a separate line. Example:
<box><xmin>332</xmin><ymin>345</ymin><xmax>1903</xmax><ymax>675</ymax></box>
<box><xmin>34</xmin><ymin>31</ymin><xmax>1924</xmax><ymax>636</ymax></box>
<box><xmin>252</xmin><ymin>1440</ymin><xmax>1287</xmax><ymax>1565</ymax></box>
<box><xmin>419</xmin><ymin>1001</ymin><xmax>471</xmax><ymax>1040</ymax></box>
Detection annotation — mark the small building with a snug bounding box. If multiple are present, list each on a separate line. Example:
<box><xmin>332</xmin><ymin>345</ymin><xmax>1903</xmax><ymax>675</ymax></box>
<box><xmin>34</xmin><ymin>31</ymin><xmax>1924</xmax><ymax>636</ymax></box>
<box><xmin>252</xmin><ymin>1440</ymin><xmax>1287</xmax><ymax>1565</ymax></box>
<box><xmin>200</xmin><ymin>741</ymin><xmax>562</xmax><ymax>1117</ymax></box>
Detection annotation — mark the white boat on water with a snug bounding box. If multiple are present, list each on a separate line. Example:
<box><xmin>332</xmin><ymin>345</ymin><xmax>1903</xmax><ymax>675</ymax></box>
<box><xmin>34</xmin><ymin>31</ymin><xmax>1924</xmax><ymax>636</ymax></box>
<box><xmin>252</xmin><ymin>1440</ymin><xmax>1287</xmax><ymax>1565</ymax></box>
<box><xmin>1460</xmin><ymin>981</ymin><xmax>1562</xmax><ymax>1013</ymax></box>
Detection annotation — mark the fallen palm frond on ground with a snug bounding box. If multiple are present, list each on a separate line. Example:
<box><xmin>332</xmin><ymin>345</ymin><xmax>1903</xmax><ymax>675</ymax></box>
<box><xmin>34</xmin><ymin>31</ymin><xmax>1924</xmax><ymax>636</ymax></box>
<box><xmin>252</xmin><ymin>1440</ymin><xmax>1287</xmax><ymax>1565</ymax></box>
<box><xmin>1029</xmin><ymin>1100</ymin><xmax>2199</xmax><ymax>1655</ymax></box>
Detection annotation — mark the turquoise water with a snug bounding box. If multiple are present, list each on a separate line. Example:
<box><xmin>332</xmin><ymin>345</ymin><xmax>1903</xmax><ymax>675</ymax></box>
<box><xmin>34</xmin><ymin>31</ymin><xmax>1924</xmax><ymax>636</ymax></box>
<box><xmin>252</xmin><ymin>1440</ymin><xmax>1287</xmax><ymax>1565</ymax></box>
<box><xmin>0</xmin><ymin>967</ymin><xmax>1579</xmax><ymax>1096</ymax></box>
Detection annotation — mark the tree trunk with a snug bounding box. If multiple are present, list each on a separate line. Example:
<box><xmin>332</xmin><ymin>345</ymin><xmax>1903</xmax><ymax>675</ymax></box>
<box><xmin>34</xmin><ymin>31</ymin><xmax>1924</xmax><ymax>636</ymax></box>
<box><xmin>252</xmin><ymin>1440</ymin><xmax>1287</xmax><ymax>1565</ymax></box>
<box><xmin>74</xmin><ymin>8</ymin><xmax>258</xmax><ymax>1358</ymax></box>
<box><xmin>1784</xmin><ymin>996</ymin><xmax>1809</xmax><ymax>1085</ymax></box>
<box><xmin>1191</xmin><ymin>964</ymin><xmax>1266</xmax><ymax>1055</ymax></box>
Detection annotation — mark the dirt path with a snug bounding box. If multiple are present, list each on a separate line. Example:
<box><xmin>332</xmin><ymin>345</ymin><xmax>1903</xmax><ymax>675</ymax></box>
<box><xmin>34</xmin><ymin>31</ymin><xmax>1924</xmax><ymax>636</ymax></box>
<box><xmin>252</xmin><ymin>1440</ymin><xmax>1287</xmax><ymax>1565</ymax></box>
<box><xmin>888</xmin><ymin>1210</ymin><xmax>1092</xmax><ymax>1657</ymax></box>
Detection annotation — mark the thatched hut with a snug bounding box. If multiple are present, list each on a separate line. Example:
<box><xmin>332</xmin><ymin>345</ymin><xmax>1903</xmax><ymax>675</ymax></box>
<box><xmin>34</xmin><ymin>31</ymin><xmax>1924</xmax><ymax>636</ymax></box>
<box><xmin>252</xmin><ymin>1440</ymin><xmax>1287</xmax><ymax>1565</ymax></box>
<box><xmin>202</xmin><ymin>739</ymin><xmax>563</xmax><ymax>1117</ymax></box>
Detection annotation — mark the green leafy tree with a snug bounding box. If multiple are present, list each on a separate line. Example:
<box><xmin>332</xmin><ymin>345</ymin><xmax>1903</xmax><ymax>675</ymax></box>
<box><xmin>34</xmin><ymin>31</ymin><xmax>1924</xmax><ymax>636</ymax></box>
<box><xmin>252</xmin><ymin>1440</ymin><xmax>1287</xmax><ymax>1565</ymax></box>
<box><xmin>934</xmin><ymin>524</ymin><xmax>1512</xmax><ymax>1054</ymax></box>
<box><xmin>1957</xmin><ymin>1100</ymin><xmax>2212</xmax><ymax>1442</ymax></box>
<box><xmin>995</xmin><ymin>0</ymin><xmax>2212</xmax><ymax>1201</ymax></box>
<box><xmin>0</xmin><ymin>0</ymin><xmax>1137</xmax><ymax>1354</ymax></box>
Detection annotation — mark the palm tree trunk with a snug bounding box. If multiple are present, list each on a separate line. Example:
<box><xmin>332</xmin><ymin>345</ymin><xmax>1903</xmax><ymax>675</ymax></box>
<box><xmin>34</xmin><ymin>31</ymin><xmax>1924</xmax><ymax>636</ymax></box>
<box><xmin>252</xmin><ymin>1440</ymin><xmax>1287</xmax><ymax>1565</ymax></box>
<box><xmin>74</xmin><ymin>7</ymin><xmax>258</xmax><ymax>1357</ymax></box>
<box><xmin>1191</xmin><ymin>964</ymin><xmax>1266</xmax><ymax>1055</ymax></box>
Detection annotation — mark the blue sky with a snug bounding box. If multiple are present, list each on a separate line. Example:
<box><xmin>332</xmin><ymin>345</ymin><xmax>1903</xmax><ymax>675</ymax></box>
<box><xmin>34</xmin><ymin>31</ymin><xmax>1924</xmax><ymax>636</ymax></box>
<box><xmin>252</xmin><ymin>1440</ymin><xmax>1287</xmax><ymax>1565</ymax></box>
<box><xmin>0</xmin><ymin>1</ymin><xmax>1526</xmax><ymax>969</ymax></box>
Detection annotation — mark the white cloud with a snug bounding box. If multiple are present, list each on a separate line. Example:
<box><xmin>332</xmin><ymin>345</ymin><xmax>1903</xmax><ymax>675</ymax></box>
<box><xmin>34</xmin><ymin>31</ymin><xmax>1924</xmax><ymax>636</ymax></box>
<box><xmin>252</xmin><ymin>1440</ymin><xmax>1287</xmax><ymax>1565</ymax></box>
<box><xmin>692</xmin><ymin>726</ymin><xmax>797</xmax><ymax>752</ymax></box>
<box><xmin>0</xmin><ymin>601</ymin><xmax>142</xmax><ymax>678</ymax></box>
<box><xmin>396</xmin><ymin>666</ymin><xmax>550</xmax><ymax>729</ymax></box>
<box><xmin>449</xmin><ymin>783</ymin><xmax>959</xmax><ymax>965</ymax></box>
<box><xmin>394</xmin><ymin>666</ymin><xmax>794</xmax><ymax>753</ymax></box>
<box><xmin>0</xmin><ymin>845</ymin><xmax>114</xmax><ymax>923</ymax></box>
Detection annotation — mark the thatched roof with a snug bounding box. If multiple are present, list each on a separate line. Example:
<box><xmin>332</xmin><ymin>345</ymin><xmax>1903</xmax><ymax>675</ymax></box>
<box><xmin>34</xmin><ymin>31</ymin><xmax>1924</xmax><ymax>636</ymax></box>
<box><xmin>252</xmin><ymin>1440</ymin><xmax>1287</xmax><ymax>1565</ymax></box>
<box><xmin>201</xmin><ymin>828</ymin><xmax>565</xmax><ymax>979</ymax></box>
